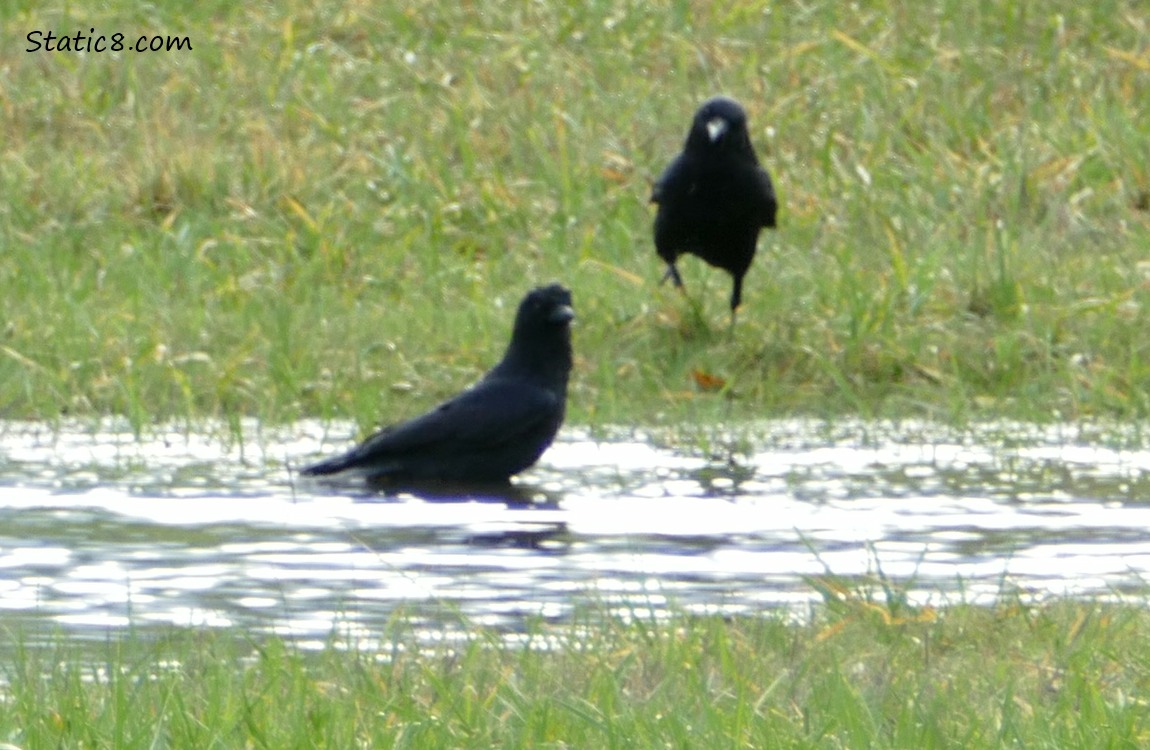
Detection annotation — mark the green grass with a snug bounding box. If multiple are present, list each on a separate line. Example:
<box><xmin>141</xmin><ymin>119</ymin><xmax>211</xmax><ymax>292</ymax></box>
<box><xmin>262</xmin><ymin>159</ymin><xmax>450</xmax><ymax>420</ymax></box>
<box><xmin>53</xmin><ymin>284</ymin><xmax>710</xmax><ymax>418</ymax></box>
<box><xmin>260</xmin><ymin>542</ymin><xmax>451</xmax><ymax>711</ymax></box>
<box><xmin>1</xmin><ymin>0</ymin><xmax>1148</xmax><ymax>434</ymax></box>
<box><xmin>3</xmin><ymin>595</ymin><xmax>1149</xmax><ymax>749</ymax></box>
<box><xmin>4</xmin><ymin>5</ymin><xmax>1149</xmax><ymax>746</ymax></box>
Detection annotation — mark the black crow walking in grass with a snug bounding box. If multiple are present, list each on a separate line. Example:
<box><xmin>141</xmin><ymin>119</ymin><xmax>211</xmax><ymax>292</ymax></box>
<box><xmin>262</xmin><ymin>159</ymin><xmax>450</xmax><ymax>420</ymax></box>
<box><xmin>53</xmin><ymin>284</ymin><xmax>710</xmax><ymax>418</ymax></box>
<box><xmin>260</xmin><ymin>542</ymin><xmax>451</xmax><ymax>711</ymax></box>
<box><xmin>302</xmin><ymin>284</ymin><xmax>574</xmax><ymax>485</ymax></box>
<box><xmin>651</xmin><ymin>96</ymin><xmax>778</xmax><ymax>320</ymax></box>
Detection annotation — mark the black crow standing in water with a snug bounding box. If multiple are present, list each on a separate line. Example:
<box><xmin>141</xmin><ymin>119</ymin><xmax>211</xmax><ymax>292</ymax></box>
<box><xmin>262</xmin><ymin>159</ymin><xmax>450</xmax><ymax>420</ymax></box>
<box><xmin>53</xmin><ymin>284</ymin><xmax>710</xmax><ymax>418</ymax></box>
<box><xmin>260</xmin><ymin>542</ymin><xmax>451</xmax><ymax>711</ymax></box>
<box><xmin>651</xmin><ymin>96</ymin><xmax>778</xmax><ymax>321</ymax></box>
<box><xmin>302</xmin><ymin>284</ymin><xmax>574</xmax><ymax>485</ymax></box>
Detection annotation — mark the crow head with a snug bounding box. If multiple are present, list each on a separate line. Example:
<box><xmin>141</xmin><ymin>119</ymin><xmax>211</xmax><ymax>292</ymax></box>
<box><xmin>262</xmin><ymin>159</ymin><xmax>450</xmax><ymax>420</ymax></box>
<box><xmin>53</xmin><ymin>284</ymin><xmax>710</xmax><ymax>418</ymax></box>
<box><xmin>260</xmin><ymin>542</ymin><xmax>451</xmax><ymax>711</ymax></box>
<box><xmin>686</xmin><ymin>96</ymin><xmax>757</xmax><ymax>160</ymax></box>
<box><xmin>502</xmin><ymin>283</ymin><xmax>574</xmax><ymax>384</ymax></box>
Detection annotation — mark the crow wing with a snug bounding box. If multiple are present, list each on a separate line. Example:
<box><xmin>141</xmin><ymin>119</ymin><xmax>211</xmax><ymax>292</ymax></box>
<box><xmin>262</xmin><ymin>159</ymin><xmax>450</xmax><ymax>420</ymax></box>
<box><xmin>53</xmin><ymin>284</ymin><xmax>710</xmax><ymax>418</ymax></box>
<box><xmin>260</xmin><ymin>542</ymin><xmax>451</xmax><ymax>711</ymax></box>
<box><xmin>305</xmin><ymin>378</ymin><xmax>560</xmax><ymax>475</ymax></box>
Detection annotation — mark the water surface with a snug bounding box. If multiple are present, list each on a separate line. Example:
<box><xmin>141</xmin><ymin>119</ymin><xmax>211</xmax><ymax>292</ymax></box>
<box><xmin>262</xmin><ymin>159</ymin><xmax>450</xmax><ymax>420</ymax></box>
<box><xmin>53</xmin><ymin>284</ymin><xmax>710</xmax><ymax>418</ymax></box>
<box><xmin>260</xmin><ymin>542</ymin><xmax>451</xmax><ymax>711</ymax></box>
<box><xmin>2</xmin><ymin>418</ymin><xmax>1150</xmax><ymax>646</ymax></box>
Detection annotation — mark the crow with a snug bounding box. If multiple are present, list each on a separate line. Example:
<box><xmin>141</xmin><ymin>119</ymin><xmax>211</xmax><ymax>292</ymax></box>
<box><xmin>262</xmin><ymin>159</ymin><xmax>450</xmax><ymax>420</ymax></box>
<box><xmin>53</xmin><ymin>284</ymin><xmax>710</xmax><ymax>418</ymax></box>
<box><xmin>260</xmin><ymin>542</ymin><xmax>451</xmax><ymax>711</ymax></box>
<box><xmin>651</xmin><ymin>96</ymin><xmax>778</xmax><ymax>318</ymax></box>
<box><xmin>302</xmin><ymin>284</ymin><xmax>574</xmax><ymax>485</ymax></box>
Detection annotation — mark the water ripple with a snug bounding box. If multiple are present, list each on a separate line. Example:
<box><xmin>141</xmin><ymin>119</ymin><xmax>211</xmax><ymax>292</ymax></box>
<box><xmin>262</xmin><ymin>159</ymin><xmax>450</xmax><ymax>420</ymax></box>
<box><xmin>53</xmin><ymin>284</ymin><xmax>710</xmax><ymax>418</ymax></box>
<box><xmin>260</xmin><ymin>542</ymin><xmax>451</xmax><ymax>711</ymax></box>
<box><xmin>2</xmin><ymin>417</ymin><xmax>1150</xmax><ymax>643</ymax></box>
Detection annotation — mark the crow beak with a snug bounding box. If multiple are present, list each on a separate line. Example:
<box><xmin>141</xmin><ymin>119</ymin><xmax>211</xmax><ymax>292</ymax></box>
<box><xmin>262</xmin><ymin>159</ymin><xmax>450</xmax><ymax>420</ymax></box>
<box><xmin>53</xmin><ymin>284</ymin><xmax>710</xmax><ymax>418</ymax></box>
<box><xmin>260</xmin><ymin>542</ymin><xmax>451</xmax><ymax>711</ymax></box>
<box><xmin>549</xmin><ymin>305</ymin><xmax>575</xmax><ymax>324</ymax></box>
<box><xmin>705</xmin><ymin>117</ymin><xmax>728</xmax><ymax>142</ymax></box>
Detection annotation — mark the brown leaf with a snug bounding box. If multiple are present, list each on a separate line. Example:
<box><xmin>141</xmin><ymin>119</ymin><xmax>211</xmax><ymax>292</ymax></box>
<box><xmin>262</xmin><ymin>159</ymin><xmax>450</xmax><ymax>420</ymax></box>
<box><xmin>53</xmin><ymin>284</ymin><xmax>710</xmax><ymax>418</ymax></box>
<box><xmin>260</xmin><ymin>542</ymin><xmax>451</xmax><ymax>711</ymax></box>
<box><xmin>691</xmin><ymin>369</ymin><xmax>726</xmax><ymax>392</ymax></box>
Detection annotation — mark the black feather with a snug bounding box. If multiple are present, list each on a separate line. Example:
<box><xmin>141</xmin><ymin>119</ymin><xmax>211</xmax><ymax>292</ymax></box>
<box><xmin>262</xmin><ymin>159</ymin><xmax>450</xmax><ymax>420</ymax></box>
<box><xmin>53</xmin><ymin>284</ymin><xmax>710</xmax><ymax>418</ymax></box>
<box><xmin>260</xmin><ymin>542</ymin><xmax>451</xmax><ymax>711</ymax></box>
<box><xmin>651</xmin><ymin>96</ymin><xmax>778</xmax><ymax>315</ymax></box>
<box><xmin>302</xmin><ymin>284</ymin><xmax>574</xmax><ymax>484</ymax></box>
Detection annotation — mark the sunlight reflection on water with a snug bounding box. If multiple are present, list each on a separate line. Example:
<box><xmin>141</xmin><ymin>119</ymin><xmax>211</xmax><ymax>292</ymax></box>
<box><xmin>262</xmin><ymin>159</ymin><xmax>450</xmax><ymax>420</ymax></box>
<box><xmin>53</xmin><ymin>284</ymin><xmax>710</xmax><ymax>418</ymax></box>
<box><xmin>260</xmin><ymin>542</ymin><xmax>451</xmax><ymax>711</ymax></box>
<box><xmin>2</xmin><ymin>417</ymin><xmax>1150</xmax><ymax>646</ymax></box>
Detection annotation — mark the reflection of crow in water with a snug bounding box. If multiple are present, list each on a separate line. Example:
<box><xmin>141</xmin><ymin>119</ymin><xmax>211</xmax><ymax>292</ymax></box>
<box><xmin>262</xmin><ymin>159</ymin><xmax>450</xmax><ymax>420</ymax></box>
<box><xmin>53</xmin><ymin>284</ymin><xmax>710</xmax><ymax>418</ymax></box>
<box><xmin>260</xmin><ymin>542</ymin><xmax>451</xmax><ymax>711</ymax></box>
<box><xmin>339</xmin><ymin>479</ymin><xmax>563</xmax><ymax>507</ymax></box>
<box><xmin>302</xmin><ymin>284</ymin><xmax>574</xmax><ymax>486</ymax></box>
<box><xmin>464</xmin><ymin>522</ymin><xmax>570</xmax><ymax>551</ymax></box>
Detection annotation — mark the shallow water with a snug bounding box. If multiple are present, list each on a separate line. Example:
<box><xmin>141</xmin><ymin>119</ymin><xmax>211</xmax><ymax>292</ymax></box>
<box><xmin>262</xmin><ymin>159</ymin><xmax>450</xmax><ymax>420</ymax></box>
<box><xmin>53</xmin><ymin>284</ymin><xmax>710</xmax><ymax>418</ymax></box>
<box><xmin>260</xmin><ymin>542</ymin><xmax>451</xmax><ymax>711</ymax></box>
<box><xmin>2</xmin><ymin>418</ymin><xmax>1150</xmax><ymax>647</ymax></box>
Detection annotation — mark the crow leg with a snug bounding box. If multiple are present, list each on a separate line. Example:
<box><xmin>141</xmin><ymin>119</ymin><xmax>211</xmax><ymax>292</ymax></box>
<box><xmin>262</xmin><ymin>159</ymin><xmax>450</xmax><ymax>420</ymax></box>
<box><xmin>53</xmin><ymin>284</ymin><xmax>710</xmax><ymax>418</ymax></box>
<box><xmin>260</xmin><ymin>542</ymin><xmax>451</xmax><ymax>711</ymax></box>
<box><xmin>726</xmin><ymin>274</ymin><xmax>747</xmax><ymax>334</ymax></box>
<box><xmin>661</xmin><ymin>263</ymin><xmax>685</xmax><ymax>289</ymax></box>
<box><xmin>729</xmin><ymin>275</ymin><xmax>744</xmax><ymax>314</ymax></box>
